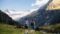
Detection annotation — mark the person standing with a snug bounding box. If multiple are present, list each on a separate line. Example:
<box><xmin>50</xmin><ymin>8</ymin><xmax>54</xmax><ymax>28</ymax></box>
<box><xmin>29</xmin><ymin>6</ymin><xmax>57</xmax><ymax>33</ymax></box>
<box><xmin>25</xmin><ymin>20</ymin><xmax>29</xmax><ymax>29</ymax></box>
<box><xmin>31</xmin><ymin>20</ymin><xmax>35</xmax><ymax>30</ymax></box>
<box><xmin>24</xmin><ymin>20</ymin><xmax>29</xmax><ymax>34</ymax></box>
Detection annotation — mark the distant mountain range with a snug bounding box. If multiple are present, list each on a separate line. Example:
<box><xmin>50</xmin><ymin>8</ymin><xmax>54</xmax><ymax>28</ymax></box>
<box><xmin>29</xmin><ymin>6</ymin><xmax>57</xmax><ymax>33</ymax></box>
<box><xmin>3</xmin><ymin>9</ymin><xmax>34</xmax><ymax>20</ymax></box>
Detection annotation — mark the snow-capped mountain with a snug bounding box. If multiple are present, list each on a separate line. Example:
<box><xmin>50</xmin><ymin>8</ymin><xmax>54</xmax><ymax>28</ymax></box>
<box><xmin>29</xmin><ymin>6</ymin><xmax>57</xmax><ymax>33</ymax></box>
<box><xmin>3</xmin><ymin>9</ymin><xmax>35</xmax><ymax>20</ymax></box>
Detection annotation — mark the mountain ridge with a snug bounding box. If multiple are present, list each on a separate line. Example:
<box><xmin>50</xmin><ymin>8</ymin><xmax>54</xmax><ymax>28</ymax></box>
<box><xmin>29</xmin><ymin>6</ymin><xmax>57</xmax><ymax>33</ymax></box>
<box><xmin>0</xmin><ymin>10</ymin><xmax>17</xmax><ymax>25</ymax></box>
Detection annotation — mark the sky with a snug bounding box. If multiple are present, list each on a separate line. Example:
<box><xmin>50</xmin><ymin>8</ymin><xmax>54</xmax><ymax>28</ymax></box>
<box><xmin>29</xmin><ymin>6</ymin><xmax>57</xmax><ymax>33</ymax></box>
<box><xmin>0</xmin><ymin>0</ymin><xmax>49</xmax><ymax>11</ymax></box>
<box><xmin>0</xmin><ymin>0</ymin><xmax>50</xmax><ymax>20</ymax></box>
<box><xmin>0</xmin><ymin>0</ymin><xmax>35</xmax><ymax>10</ymax></box>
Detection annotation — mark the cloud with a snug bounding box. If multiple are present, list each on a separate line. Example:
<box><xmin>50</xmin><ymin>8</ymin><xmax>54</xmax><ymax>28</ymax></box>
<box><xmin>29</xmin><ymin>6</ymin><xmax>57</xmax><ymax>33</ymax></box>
<box><xmin>32</xmin><ymin>0</ymin><xmax>49</xmax><ymax>6</ymax></box>
<box><xmin>31</xmin><ymin>0</ymin><xmax>49</xmax><ymax>11</ymax></box>
<box><xmin>32</xmin><ymin>0</ymin><xmax>42</xmax><ymax>6</ymax></box>
<box><xmin>4</xmin><ymin>10</ymin><xmax>33</xmax><ymax>20</ymax></box>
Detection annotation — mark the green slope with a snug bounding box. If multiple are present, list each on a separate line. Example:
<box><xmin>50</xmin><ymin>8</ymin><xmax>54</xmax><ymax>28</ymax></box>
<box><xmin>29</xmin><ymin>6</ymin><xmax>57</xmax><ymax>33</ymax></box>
<box><xmin>39</xmin><ymin>23</ymin><xmax>60</xmax><ymax>34</ymax></box>
<box><xmin>0</xmin><ymin>23</ymin><xmax>24</xmax><ymax>34</ymax></box>
<box><xmin>0</xmin><ymin>23</ymin><xmax>43</xmax><ymax>34</ymax></box>
<box><xmin>0</xmin><ymin>23</ymin><xmax>60</xmax><ymax>34</ymax></box>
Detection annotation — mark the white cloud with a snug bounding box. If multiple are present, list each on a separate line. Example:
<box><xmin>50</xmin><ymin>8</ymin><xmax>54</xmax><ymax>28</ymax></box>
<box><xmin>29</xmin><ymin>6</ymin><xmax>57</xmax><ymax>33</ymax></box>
<box><xmin>4</xmin><ymin>10</ymin><xmax>33</xmax><ymax>20</ymax></box>
<box><xmin>31</xmin><ymin>0</ymin><xmax>49</xmax><ymax>11</ymax></box>
<box><xmin>32</xmin><ymin>0</ymin><xmax>49</xmax><ymax>6</ymax></box>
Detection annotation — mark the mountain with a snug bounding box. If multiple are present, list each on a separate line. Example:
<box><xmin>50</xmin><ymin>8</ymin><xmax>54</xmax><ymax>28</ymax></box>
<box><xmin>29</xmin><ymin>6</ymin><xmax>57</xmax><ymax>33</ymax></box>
<box><xmin>17</xmin><ymin>9</ymin><xmax>60</xmax><ymax>29</ymax></box>
<box><xmin>0</xmin><ymin>10</ymin><xmax>17</xmax><ymax>25</ymax></box>
<box><xmin>3</xmin><ymin>9</ymin><xmax>34</xmax><ymax>20</ymax></box>
<box><xmin>17</xmin><ymin>0</ymin><xmax>60</xmax><ymax>28</ymax></box>
<box><xmin>46</xmin><ymin>9</ymin><xmax>60</xmax><ymax>24</ymax></box>
<box><xmin>17</xmin><ymin>0</ymin><xmax>53</xmax><ymax>27</ymax></box>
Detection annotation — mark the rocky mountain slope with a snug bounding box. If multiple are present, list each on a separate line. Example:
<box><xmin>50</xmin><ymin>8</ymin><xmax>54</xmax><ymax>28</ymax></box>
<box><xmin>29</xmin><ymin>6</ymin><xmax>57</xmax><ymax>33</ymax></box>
<box><xmin>0</xmin><ymin>10</ymin><xmax>17</xmax><ymax>25</ymax></box>
<box><xmin>17</xmin><ymin>0</ymin><xmax>60</xmax><ymax>28</ymax></box>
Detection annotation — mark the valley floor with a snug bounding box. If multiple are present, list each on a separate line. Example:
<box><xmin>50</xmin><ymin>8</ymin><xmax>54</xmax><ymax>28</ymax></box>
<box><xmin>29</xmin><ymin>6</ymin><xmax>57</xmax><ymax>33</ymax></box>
<box><xmin>0</xmin><ymin>23</ymin><xmax>42</xmax><ymax>34</ymax></box>
<box><xmin>0</xmin><ymin>23</ymin><xmax>60</xmax><ymax>34</ymax></box>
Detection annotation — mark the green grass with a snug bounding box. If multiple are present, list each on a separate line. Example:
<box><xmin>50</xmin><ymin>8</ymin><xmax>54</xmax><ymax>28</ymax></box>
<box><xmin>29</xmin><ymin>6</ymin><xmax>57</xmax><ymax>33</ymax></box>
<box><xmin>0</xmin><ymin>23</ymin><xmax>24</xmax><ymax>34</ymax></box>
<box><xmin>40</xmin><ymin>23</ymin><xmax>60</xmax><ymax>30</ymax></box>
<box><xmin>0</xmin><ymin>23</ymin><xmax>43</xmax><ymax>34</ymax></box>
<box><xmin>39</xmin><ymin>23</ymin><xmax>60</xmax><ymax>34</ymax></box>
<box><xmin>1</xmin><ymin>23</ymin><xmax>59</xmax><ymax>34</ymax></box>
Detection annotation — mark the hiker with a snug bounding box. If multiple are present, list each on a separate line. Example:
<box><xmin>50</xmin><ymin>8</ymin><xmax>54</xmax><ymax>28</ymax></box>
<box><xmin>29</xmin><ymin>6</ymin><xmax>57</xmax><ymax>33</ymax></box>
<box><xmin>31</xmin><ymin>21</ymin><xmax>35</xmax><ymax>30</ymax></box>
<box><xmin>25</xmin><ymin>20</ymin><xmax>29</xmax><ymax>29</ymax></box>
